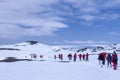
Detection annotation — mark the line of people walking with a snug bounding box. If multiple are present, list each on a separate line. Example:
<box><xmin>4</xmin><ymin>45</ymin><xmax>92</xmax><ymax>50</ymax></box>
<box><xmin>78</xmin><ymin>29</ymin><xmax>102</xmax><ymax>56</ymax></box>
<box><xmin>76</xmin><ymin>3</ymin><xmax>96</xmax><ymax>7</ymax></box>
<box><xmin>98</xmin><ymin>51</ymin><xmax>118</xmax><ymax>70</ymax></box>
<box><xmin>67</xmin><ymin>53</ymin><xmax>89</xmax><ymax>61</ymax></box>
<box><xmin>71</xmin><ymin>53</ymin><xmax>89</xmax><ymax>61</ymax></box>
<box><xmin>54</xmin><ymin>53</ymin><xmax>89</xmax><ymax>62</ymax></box>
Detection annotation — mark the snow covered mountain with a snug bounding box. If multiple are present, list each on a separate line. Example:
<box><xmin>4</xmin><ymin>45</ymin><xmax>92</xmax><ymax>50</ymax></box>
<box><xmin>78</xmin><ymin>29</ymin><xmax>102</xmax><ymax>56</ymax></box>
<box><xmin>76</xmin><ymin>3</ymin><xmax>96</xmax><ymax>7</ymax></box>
<box><xmin>52</xmin><ymin>44</ymin><xmax>120</xmax><ymax>54</ymax></box>
<box><xmin>0</xmin><ymin>41</ymin><xmax>120</xmax><ymax>61</ymax></box>
<box><xmin>0</xmin><ymin>41</ymin><xmax>120</xmax><ymax>80</ymax></box>
<box><xmin>0</xmin><ymin>41</ymin><xmax>53</xmax><ymax>60</ymax></box>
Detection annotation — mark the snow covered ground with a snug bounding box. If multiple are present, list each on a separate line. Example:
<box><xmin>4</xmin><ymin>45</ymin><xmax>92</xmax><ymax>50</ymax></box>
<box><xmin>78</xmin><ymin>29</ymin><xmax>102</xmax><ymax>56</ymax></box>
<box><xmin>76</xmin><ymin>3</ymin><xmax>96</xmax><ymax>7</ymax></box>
<box><xmin>0</xmin><ymin>55</ymin><xmax>119</xmax><ymax>80</ymax></box>
<box><xmin>0</xmin><ymin>42</ymin><xmax>119</xmax><ymax>80</ymax></box>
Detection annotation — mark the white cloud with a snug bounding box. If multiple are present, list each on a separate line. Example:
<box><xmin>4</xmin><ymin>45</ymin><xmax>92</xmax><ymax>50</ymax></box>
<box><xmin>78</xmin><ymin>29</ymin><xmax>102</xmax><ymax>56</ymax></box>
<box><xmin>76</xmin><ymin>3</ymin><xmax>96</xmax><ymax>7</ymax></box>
<box><xmin>99</xmin><ymin>14</ymin><xmax>120</xmax><ymax>20</ymax></box>
<box><xmin>79</xmin><ymin>15</ymin><xmax>95</xmax><ymax>21</ymax></box>
<box><xmin>64</xmin><ymin>40</ymin><xmax>108</xmax><ymax>44</ymax></box>
<box><xmin>65</xmin><ymin>0</ymin><xmax>120</xmax><ymax>22</ymax></box>
<box><xmin>78</xmin><ymin>13</ymin><xmax>120</xmax><ymax>21</ymax></box>
<box><xmin>80</xmin><ymin>7</ymin><xmax>99</xmax><ymax>14</ymax></box>
<box><xmin>0</xmin><ymin>18</ymin><xmax>68</xmax><ymax>38</ymax></box>
<box><xmin>108</xmin><ymin>32</ymin><xmax>119</xmax><ymax>36</ymax></box>
<box><xmin>0</xmin><ymin>0</ymin><xmax>120</xmax><ymax>39</ymax></box>
<box><xmin>0</xmin><ymin>0</ymin><xmax>69</xmax><ymax>39</ymax></box>
<box><xmin>103</xmin><ymin>0</ymin><xmax>120</xmax><ymax>7</ymax></box>
<box><xmin>0</xmin><ymin>24</ymin><xmax>25</xmax><ymax>39</ymax></box>
<box><xmin>64</xmin><ymin>0</ymin><xmax>96</xmax><ymax>8</ymax></box>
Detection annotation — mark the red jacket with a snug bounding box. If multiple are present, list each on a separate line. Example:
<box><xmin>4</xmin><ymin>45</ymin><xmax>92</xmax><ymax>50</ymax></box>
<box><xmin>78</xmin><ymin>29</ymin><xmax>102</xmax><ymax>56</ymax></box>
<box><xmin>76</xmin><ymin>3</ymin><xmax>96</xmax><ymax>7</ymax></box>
<box><xmin>86</xmin><ymin>53</ymin><xmax>89</xmax><ymax>58</ymax></box>
<box><xmin>74</xmin><ymin>53</ymin><xmax>77</xmax><ymax>58</ymax></box>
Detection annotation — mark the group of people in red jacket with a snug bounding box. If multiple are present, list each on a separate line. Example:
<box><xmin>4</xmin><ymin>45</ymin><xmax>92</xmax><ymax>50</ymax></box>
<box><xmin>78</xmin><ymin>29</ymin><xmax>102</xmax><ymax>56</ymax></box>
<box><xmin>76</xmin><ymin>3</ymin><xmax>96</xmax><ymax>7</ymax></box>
<box><xmin>67</xmin><ymin>53</ymin><xmax>89</xmax><ymax>61</ymax></box>
<box><xmin>54</xmin><ymin>54</ymin><xmax>63</xmax><ymax>60</ymax></box>
<box><xmin>98</xmin><ymin>51</ymin><xmax>118</xmax><ymax>70</ymax></box>
<box><xmin>54</xmin><ymin>53</ymin><xmax>89</xmax><ymax>62</ymax></box>
<box><xmin>71</xmin><ymin>53</ymin><xmax>89</xmax><ymax>61</ymax></box>
<box><xmin>55</xmin><ymin>51</ymin><xmax>118</xmax><ymax>70</ymax></box>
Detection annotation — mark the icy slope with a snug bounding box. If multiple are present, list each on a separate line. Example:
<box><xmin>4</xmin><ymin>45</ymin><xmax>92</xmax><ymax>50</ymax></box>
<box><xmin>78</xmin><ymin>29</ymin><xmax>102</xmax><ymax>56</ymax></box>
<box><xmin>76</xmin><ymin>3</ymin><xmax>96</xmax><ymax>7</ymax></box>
<box><xmin>53</xmin><ymin>44</ymin><xmax>120</xmax><ymax>54</ymax></box>
<box><xmin>0</xmin><ymin>41</ymin><xmax>120</xmax><ymax>60</ymax></box>
<box><xmin>0</xmin><ymin>55</ymin><xmax>119</xmax><ymax>80</ymax></box>
<box><xmin>0</xmin><ymin>41</ymin><xmax>53</xmax><ymax>59</ymax></box>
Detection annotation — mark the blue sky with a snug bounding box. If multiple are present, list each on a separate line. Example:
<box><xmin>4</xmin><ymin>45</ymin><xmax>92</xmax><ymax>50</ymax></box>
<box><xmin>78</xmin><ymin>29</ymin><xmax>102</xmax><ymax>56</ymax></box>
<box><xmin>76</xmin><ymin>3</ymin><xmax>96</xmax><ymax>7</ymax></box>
<box><xmin>0</xmin><ymin>0</ymin><xmax>120</xmax><ymax>45</ymax></box>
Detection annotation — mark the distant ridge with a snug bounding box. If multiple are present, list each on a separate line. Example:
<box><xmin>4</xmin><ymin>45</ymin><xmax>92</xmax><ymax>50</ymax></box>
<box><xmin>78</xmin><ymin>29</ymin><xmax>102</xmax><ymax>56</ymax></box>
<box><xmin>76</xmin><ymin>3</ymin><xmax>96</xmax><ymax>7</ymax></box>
<box><xmin>25</xmin><ymin>41</ymin><xmax>39</xmax><ymax>45</ymax></box>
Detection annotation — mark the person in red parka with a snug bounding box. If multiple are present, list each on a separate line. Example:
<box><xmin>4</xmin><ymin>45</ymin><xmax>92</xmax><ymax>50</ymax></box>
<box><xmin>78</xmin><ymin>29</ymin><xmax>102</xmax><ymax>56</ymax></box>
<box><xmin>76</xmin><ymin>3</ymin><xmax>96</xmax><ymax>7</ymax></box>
<box><xmin>58</xmin><ymin>54</ymin><xmax>61</xmax><ymax>60</ymax></box>
<box><xmin>112</xmin><ymin>51</ymin><xmax>118</xmax><ymax>70</ymax></box>
<box><xmin>86</xmin><ymin>53</ymin><xmax>89</xmax><ymax>61</ymax></box>
<box><xmin>58</xmin><ymin>54</ymin><xmax>63</xmax><ymax>60</ymax></box>
<box><xmin>82</xmin><ymin>54</ymin><xmax>85</xmax><ymax>60</ymax></box>
<box><xmin>78</xmin><ymin>54</ymin><xmax>82</xmax><ymax>61</ymax></box>
<box><xmin>102</xmin><ymin>52</ymin><xmax>106</xmax><ymax>59</ymax></box>
<box><xmin>73</xmin><ymin>53</ymin><xmax>77</xmax><ymax>61</ymax></box>
<box><xmin>102</xmin><ymin>52</ymin><xmax>106</xmax><ymax>65</ymax></box>
<box><xmin>60</xmin><ymin>54</ymin><xmax>63</xmax><ymax>60</ymax></box>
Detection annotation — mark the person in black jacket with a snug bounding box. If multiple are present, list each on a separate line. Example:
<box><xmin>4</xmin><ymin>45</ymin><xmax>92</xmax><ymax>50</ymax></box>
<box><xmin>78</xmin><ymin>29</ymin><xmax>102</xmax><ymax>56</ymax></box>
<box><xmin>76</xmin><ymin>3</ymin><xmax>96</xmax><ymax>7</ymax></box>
<box><xmin>106</xmin><ymin>53</ymin><xmax>112</xmax><ymax>67</ymax></box>
<box><xmin>98</xmin><ymin>53</ymin><xmax>104</xmax><ymax>67</ymax></box>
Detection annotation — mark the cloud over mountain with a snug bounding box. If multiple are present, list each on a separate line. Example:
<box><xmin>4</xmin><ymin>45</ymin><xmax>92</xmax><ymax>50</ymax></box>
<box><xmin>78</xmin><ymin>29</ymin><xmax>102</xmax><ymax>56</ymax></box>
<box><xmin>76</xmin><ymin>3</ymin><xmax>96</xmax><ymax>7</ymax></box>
<box><xmin>0</xmin><ymin>0</ymin><xmax>120</xmax><ymax>42</ymax></box>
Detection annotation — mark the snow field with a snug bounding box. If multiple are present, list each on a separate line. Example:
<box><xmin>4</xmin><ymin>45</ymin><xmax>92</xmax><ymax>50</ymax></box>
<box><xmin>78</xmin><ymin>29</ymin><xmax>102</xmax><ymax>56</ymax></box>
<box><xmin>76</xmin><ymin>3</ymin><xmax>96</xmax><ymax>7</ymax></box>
<box><xmin>0</xmin><ymin>54</ymin><xmax>119</xmax><ymax>80</ymax></box>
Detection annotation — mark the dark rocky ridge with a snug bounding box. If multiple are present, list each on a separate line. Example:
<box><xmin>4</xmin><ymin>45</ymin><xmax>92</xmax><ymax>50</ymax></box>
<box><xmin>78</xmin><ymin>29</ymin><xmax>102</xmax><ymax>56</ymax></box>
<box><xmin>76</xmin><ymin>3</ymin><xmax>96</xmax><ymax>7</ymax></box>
<box><xmin>0</xmin><ymin>48</ymin><xmax>20</xmax><ymax>51</ymax></box>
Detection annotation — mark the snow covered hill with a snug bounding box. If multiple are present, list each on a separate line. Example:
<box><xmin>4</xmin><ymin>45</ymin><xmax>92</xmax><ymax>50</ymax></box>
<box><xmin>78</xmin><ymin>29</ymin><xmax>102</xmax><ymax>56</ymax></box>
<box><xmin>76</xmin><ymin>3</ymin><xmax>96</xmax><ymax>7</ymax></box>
<box><xmin>0</xmin><ymin>41</ymin><xmax>120</xmax><ymax>80</ymax></box>
<box><xmin>0</xmin><ymin>41</ymin><xmax>53</xmax><ymax>60</ymax></box>
<box><xmin>52</xmin><ymin>44</ymin><xmax>120</xmax><ymax>54</ymax></box>
<box><xmin>0</xmin><ymin>54</ymin><xmax>120</xmax><ymax>80</ymax></box>
<box><xmin>0</xmin><ymin>41</ymin><xmax>120</xmax><ymax>61</ymax></box>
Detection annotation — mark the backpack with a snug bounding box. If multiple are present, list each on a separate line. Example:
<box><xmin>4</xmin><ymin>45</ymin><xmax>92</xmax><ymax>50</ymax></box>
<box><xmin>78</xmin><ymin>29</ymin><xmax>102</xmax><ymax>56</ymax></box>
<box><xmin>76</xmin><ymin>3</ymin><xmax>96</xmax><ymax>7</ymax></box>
<box><xmin>113</xmin><ymin>54</ymin><xmax>118</xmax><ymax>61</ymax></box>
<box><xmin>99</xmin><ymin>54</ymin><xmax>104</xmax><ymax>60</ymax></box>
